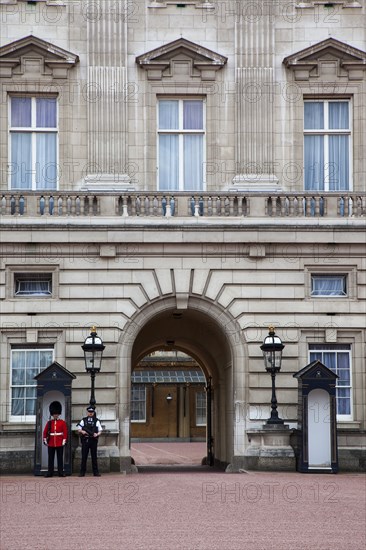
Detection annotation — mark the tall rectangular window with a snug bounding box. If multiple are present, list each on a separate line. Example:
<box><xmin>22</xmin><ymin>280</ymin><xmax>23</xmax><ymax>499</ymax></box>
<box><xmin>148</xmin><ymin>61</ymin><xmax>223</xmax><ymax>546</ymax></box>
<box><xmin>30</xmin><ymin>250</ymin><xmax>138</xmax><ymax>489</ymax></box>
<box><xmin>10</xmin><ymin>348</ymin><xmax>53</xmax><ymax>420</ymax></box>
<box><xmin>304</xmin><ymin>100</ymin><xmax>351</xmax><ymax>191</ymax></box>
<box><xmin>9</xmin><ymin>96</ymin><xmax>58</xmax><ymax>190</ymax></box>
<box><xmin>309</xmin><ymin>344</ymin><xmax>352</xmax><ymax>419</ymax></box>
<box><xmin>196</xmin><ymin>391</ymin><xmax>207</xmax><ymax>426</ymax></box>
<box><xmin>158</xmin><ymin>98</ymin><xmax>205</xmax><ymax>191</ymax></box>
<box><xmin>131</xmin><ymin>385</ymin><xmax>146</xmax><ymax>422</ymax></box>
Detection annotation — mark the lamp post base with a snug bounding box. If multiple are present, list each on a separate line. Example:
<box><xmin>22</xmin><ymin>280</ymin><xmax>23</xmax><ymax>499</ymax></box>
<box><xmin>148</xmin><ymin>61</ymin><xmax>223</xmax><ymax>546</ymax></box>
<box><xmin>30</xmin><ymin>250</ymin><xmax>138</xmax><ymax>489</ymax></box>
<box><xmin>241</xmin><ymin>424</ymin><xmax>295</xmax><ymax>471</ymax></box>
<box><xmin>266</xmin><ymin>417</ymin><xmax>284</xmax><ymax>425</ymax></box>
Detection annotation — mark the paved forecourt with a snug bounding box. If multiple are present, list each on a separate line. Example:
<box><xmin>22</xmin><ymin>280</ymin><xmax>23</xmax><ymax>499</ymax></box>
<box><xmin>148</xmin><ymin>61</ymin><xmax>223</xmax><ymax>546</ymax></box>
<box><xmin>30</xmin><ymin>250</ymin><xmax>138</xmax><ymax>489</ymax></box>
<box><xmin>1</xmin><ymin>468</ymin><xmax>365</xmax><ymax>550</ymax></box>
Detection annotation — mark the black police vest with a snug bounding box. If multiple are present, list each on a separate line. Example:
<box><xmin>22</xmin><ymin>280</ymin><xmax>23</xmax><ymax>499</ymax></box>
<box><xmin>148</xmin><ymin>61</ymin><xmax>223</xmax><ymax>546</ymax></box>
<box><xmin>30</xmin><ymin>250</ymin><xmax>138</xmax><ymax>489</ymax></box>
<box><xmin>83</xmin><ymin>416</ymin><xmax>99</xmax><ymax>435</ymax></box>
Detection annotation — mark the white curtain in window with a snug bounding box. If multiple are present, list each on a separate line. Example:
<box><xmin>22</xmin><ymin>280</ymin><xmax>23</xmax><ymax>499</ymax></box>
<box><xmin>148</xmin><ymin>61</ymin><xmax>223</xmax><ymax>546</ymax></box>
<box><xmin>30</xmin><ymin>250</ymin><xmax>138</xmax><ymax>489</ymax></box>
<box><xmin>184</xmin><ymin>101</ymin><xmax>203</xmax><ymax>129</ymax></box>
<box><xmin>36</xmin><ymin>98</ymin><xmax>57</xmax><ymax>128</ymax></box>
<box><xmin>304</xmin><ymin>102</ymin><xmax>323</xmax><ymax>129</ymax></box>
<box><xmin>36</xmin><ymin>134</ymin><xmax>57</xmax><ymax>189</ymax></box>
<box><xmin>11</xmin><ymin>133</ymin><xmax>32</xmax><ymax>189</ymax></box>
<box><xmin>323</xmin><ymin>352</ymin><xmax>350</xmax><ymax>415</ymax></box>
<box><xmin>184</xmin><ymin>135</ymin><xmax>203</xmax><ymax>191</ymax></box>
<box><xmin>11</xmin><ymin>349</ymin><xmax>53</xmax><ymax>416</ymax></box>
<box><xmin>329</xmin><ymin>135</ymin><xmax>349</xmax><ymax>191</ymax></box>
<box><xmin>16</xmin><ymin>276</ymin><xmax>51</xmax><ymax>295</ymax></box>
<box><xmin>159</xmin><ymin>135</ymin><xmax>179</xmax><ymax>190</ymax></box>
<box><xmin>11</xmin><ymin>97</ymin><xmax>31</xmax><ymax>127</ymax></box>
<box><xmin>159</xmin><ymin>100</ymin><xmax>178</xmax><ymax>129</ymax></box>
<box><xmin>312</xmin><ymin>276</ymin><xmax>344</xmax><ymax>295</ymax></box>
<box><xmin>304</xmin><ymin>135</ymin><xmax>324</xmax><ymax>190</ymax></box>
<box><xmin>310</xmin><ymin>349</ymin><xmax>350</xmax><ymax>415</ymax></box>
<box><xmin>329</xmin><ymin>102</ymin><xmax>348</xmax><ymax>129</ymax></box>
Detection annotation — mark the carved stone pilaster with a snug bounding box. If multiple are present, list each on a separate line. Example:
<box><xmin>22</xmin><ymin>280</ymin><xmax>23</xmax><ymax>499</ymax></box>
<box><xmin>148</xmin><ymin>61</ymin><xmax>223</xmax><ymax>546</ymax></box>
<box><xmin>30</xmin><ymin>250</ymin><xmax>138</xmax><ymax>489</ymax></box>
<box><xmin>85</xmin><ymin>0</ymin><xmax>130</xmax><ymax>189</ymax></box>
<box><xmin>232</xmin><ymin>4</ymin><xmax>279</xmax><ymax>190</ymax></box>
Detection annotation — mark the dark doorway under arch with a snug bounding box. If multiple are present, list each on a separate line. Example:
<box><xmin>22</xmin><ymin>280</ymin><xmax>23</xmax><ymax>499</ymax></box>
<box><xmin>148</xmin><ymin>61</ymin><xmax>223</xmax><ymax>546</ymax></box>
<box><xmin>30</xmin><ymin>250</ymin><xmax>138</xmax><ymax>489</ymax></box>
<box><xmin>130</xmin><ymin>349</ymin><xmax>213</xmax><ymax>468</ymax></box>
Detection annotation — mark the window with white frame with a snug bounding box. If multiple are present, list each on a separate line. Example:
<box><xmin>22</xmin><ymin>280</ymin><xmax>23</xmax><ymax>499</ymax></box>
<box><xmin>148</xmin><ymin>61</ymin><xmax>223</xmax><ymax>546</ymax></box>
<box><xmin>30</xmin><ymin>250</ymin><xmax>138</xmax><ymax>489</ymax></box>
<box><xmin>311</xmin><ymin>274</ymin><xmax>347</xmax><ymax>297</ymax></box>
<box><xmin>304</xmin><ymin>100</ymin><xmax>351</xmax><ymax>191</ymax></box>
<box><xmin>158</xmin><ymin>98</ymin><xmax>205</xmax><ymax>191</ymax></box>
<box><xmin>131</xmin><ymin>385</ymin><xmax>146</xmax><ymax>422</ymax></box>
<box><xmin>9</xmin><ymin>96</ymin><xmax>58</xmax><ymax>190</ymax></box>
<box><xmin>196</xmin><ymin>391</ymin><xmax>207</xmax><ymax>426</ymax></box>
<box><xmin>10</xmin><ymin>347</ymin><xmax>54</xmax><ymax>420</ymax></box>
<box><xmin>309</xmin><ymin>344</ymin><xmax>352</xmax><ymax>419</ymax></box>
<box><xmin>14</xmin><ymin>273</ymin><xmax>52</xmax><ymax>297</ymax></box>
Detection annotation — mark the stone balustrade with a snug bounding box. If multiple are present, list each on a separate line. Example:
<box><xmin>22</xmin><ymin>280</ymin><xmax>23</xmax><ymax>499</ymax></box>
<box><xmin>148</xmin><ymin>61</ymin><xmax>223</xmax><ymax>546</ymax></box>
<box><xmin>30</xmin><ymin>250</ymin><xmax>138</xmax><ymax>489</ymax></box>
<box><xmin>1</xmin><ymin>191</ymin><xmax>365</xmax><ymax>219</ymax></box>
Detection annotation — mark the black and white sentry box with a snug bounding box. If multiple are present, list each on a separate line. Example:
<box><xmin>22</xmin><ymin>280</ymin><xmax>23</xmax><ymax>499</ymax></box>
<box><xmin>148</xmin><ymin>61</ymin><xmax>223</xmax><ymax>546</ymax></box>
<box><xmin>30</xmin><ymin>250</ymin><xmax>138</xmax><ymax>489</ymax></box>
<box><xmin>34</xmin><ymin>362</ymin><xmax>76</xmax><ymax>476</ymax></box>
<box><xmin>294</xmin><ymin>360</ymin><xmax>338</xmax><ymax>474</ymax></box>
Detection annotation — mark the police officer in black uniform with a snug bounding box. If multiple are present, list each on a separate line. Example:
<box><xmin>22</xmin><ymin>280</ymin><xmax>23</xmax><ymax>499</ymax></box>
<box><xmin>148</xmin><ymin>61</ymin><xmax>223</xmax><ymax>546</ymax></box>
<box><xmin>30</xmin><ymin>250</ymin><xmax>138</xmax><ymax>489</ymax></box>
<box><xmin>77</xmin><ymin>406</ymin><xmax>102</xmax><ymax>477</ymax></box>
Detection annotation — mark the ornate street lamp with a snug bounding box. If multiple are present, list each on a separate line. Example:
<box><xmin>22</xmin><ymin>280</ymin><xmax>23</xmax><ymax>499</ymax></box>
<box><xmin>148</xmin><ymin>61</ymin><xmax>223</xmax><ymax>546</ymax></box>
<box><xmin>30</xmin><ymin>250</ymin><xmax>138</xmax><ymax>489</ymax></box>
<box><xmin>260</xmin><ymin>326</ymin><xmax>285</xmax><ymax>425</ymax></box>
<box><xmin>82</xmin><ymin>326</ymin><xmax>105</xmax><ymax>407</ymax></box>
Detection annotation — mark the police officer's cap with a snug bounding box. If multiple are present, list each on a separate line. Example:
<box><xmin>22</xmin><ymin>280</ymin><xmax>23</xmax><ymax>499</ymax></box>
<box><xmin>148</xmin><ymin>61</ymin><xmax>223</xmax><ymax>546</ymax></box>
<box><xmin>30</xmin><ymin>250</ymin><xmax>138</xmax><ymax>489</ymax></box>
<box><xmin>86</xmin><ymin>406</ymin><xmax>95</xmax><ymax>412</ymax></box>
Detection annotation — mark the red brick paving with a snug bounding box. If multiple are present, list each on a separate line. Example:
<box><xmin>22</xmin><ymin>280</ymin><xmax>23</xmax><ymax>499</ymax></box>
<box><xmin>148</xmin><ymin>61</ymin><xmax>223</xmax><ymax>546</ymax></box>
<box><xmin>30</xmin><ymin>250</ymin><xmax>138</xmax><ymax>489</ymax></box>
<box><xmin>1</xmin><ymin>443</ymin><xmax>365</xmax><ymax>550</ymax></box>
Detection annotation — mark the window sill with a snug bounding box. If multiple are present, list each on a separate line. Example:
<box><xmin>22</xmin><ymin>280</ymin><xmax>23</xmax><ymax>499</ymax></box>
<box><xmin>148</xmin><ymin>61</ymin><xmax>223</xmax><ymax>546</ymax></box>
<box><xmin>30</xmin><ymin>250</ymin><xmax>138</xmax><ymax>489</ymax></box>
<box><xmin>337</xmin><ymin>421</ymin><xmax>361</xmax><ymax>430</ymax></box>
<box><xmin>1</xmin><ymin>422</ymin><xmax>36</xmax><ymax>431</ymax></box>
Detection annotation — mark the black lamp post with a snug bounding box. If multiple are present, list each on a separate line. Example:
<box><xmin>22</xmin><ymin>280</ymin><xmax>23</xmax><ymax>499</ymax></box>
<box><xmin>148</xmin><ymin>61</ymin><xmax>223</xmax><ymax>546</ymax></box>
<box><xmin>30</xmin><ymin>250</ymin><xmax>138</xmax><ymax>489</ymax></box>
<box><xmin>82</xmin><ymin>326</ymin><xmax>105</xmax><ymax>407</ymax></box>
<box><xmin>260</xmin><ymin>326</ymin><xmax>285</xmax><ymax>425</ymax></box>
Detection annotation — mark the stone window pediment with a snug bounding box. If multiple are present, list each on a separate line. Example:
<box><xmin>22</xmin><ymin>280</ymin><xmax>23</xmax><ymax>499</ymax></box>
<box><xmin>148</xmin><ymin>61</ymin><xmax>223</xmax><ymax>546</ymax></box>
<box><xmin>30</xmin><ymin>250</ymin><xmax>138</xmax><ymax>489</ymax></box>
<box><xmin>0</xmin><ymin>35</ymin><xmax>79</xmax><ymax>79</ymax></box>
<box><xmin>283</xmin><ymin>38</ymin><xmax>366</xmax><ymax>81</ymax></box>
<box><xmin>136</xmin><ymin>37</ymin><xmax>227</xmax><ymax>81</ymax></box>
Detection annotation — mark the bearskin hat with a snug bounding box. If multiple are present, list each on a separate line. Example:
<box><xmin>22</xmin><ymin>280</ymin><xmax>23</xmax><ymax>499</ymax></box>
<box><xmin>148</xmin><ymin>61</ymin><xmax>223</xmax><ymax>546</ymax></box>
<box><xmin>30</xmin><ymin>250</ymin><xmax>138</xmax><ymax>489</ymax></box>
<box><xmin>49</xmin><ymin>401</ymin><xmax>62</xmax><ymax>415</ymax></box>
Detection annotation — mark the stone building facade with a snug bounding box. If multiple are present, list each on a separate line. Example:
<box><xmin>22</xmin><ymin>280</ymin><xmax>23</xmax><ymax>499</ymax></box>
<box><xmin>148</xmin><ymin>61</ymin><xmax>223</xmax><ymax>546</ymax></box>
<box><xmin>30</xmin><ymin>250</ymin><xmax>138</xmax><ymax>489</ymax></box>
<box><xmin>0</xmin><ymin>0</ymin><xmax>365</xmax><ymax>473</ymax></box>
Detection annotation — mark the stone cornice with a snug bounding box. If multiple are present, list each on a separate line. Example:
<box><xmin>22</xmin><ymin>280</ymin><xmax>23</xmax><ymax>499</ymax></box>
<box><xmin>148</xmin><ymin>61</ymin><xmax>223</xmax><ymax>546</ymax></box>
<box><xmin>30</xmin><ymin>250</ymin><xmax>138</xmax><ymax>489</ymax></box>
<box><xmin>283</xmin><ymin>37</ymin><xmax>366</xmax><ymax>81</ymax></box>
<box><xmin>136</xmin><ymin>37</ymin><xmax>227</xmax><ymax>81</ymax></box>
<box><xmin>0</xmin><ymin>35</ymin><xmax>79</xmax><ymax>79</ymax></box>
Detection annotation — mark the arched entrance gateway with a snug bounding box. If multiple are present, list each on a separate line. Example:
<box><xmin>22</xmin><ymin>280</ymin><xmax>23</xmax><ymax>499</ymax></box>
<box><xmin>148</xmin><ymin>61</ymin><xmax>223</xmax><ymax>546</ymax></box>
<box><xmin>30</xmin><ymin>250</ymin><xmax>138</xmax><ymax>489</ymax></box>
<box><xmin>116</xmin><ymin>297</ymin><xmax>248</xmax><ymax>472</ymax></box>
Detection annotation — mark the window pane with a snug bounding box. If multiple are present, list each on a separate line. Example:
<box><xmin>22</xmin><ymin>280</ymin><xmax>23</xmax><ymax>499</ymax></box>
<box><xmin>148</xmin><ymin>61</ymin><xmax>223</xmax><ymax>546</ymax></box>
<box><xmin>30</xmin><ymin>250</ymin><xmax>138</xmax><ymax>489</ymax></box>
<box><xmin>304</xmin><ymin>135</ymin><xmax>324</xmax><ymax>190</ymax></box>
<box><xmin>329</xmin><ymin>102</ymin><xmax>349</xmax><ymax>129</ymax></box>
<box><xmin>159</xmin><ymin>100</ymin><xmax>179</xmax><ymax>129</ymax></box>
<box><xmin>15</xmin><ymin>274</ymin><xmax>52</xmax><ymax>296</ymax></box>
<box><xmin>11</xmin><ymin>97</ymin><xmax>31</xmax><ymax>127</ymax></box>
<box><xmin>25</xmin><ymin>399</ymin><xmax>36</xmax><ymax>415</ymax></box>
<box><xmin>184</xmin><ymin>100</ymin><xmax>203</xmax><ymax>129</ymax></box>
<box><xmin>11</xmin><ymin>349</ymin><xmax>53</xmax><ymax>417</ymax></box>
<box><xmin>196</xmin><ymin>392</ymin><xmax>206</xmax><ymax>425</ymax></box>
<box><xmin>40</xmin><ymin>350</ymin><xmax>53</xmax><ymax>369</ymax></box>
<box><xmin>329</xmin><ymin>135</ymin><xmax>349</xmax><ymax>191</ymax></box>
<box><xmin>12</xmin><ymin>369</ymin><xmax>24</xmax><ymax>385</ymax></box>
<box><xmin>304</xmin><ymin>102</ymin><xmax>324</xmax><ymax>130</ymax></box>
<box><xmin>159</xmin><ymin>134</ymin><xmax>179</xmax><ymax>190</ymax></box>
<box><xmin>311</xmin><ymin>275</ymin><xmax>346</xmax><ymax>296</ymax></box>
<box><xmin>12</xmin><ymin>391</ymin><xmax>25</xmax><ymax>416</ymax></box>
<box><xmin>184</xmin><ymin>135</ymin><xmax>203</xmax><ymax>191</ymax></box>
<box><xmin>36</xmin><ymin>98</ymin><xmax>57</xmax><ymax>128</ymax></box>
<box><xmin>309</xmin><ymin>347</ymin><xmax>351</xmax><ymax>417</ymax></box>
<box><xmin>11</xmin><ymin>133</ymin><xmax>32</xmax><ymax>189</ymax></box>
<box><xmin>36</xmin><ymin>133</ymin><xmax>57</xmax><ymax>189</ymax></box>
<box><xmin>131</xmin><ymin>385</ymin><xmax>146</xmax><ymax>421</ymax></box>
<box><xmin>337</xmin><ymin>389</ymin><xmax>350</xmax><ymax>415</ymax></box>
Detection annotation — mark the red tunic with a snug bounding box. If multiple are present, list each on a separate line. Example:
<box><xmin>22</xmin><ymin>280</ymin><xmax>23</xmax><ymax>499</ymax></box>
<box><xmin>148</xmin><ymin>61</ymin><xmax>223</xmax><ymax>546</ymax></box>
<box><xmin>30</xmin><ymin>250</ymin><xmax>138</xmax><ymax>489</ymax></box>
<box><xmin>43</xmin><ymin>419</ymin><xmax>68</xmax><ymax>447</ymax></box>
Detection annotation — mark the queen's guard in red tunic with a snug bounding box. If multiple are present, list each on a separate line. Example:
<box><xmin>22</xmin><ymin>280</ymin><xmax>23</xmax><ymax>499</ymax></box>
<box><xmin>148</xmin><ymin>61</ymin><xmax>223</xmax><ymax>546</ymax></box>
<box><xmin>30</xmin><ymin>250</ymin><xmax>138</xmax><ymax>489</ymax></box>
<box><xmin>43</xmin><ymin>401</ymin><xmax>68</xmax><ymax>477</ymax></box>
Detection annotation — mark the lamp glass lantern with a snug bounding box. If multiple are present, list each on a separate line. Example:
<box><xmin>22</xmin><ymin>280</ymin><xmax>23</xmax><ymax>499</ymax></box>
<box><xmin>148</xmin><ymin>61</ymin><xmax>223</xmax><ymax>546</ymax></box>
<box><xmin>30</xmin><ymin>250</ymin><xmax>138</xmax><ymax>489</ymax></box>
<box><xmin>82</xmin><ymin>326</ymin><xmax>105</xmax><ymax>373</ymax></box>
<box><xmin>260</xmin><ymin>328</ymin><xmax>284</xmax><ymax>372</ymax></box>
<box><xmin>260</xmin><ymin>326</ymin><xmax>285</xmax><ymax>425</ymax></box>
